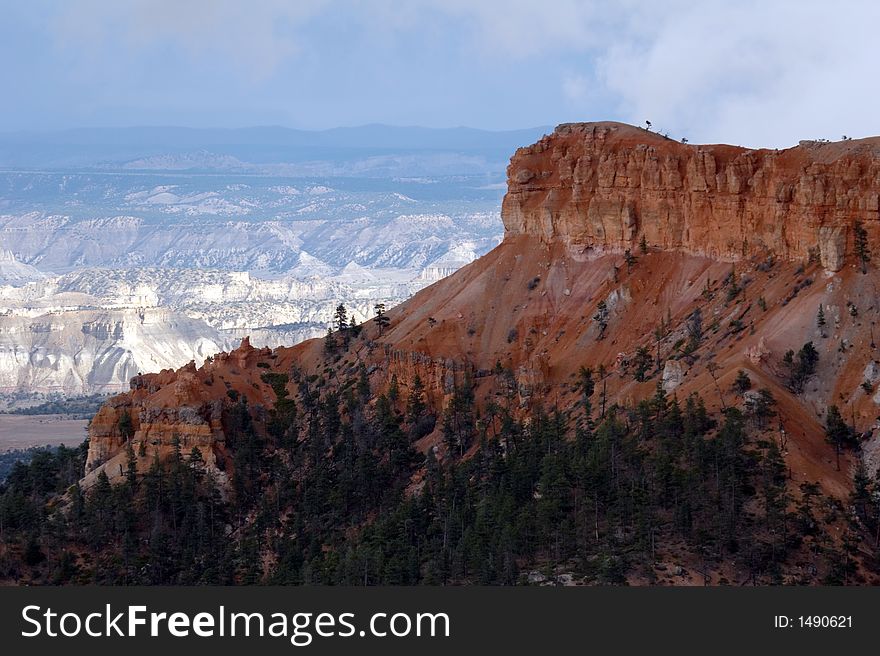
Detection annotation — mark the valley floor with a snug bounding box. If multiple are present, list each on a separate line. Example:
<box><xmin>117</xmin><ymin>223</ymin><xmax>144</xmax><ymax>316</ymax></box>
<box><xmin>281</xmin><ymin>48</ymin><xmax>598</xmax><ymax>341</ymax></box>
<box><xmin>0</xmin><ymin>414</ymin><xmax>88</xmax><ymax>452</ymax></box>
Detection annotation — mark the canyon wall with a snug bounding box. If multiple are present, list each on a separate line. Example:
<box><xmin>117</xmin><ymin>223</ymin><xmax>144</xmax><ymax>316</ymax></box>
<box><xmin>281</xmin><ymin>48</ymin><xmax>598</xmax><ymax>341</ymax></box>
<box><xmin>502</xmin><ymin>122</ymin><xmax>880</xmax><ymax>270</ymax></box>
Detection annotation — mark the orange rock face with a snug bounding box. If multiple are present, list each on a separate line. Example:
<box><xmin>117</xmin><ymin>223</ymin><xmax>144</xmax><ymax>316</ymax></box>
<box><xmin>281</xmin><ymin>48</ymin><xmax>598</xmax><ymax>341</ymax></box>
<box><xmin>83</xmin><ymin>338</ymin><xmax>279</xmax><ymax>487</ymax></box>
<box><xmin>503</xmin><ymin>122</ymin><xmax>880</xmax><ymax>271</ymax></box>
<box><xmin>84</xmin><ymin>123</ymin><xmax>880</xmax><ymax>498</ymax></box>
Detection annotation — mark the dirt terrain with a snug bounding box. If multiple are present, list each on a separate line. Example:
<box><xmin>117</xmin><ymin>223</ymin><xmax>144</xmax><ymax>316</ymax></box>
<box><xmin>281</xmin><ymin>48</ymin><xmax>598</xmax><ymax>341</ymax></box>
<box><xmin>0</xmin><ymin>414</ymin><xmax>88</xmax><ymax>452</ymax></box>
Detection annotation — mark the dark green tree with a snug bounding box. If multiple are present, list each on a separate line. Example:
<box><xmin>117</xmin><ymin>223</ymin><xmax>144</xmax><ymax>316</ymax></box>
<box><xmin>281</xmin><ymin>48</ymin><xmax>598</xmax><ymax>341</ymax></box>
<box><xmin>388</xmin><ymin>374</ymin><xmax>400</xmax><ymax>403</ymax></box>
<box><xmin>744</xmin><ymin>388</ymin><xmax>776</xmax><ymax>430</ymax></box>
<box><xmin>117</xmin><ymin>410</ymin><xmax>134</xmax><ymax>441</ymax></box>
<box><xmin>854</xmin><ymin>220</ymin><xmax>870</xmax><ymax>274</ymax></box>
<box><xmin>825</xmin><ymin>404</ymin><xmax>850</xmax><ymax>471</ymax></box>
<box><xmin>633</xmin><ymin>346</ymin><xmax>652</xmax><ymax>382</ymax></box>
<box><xmin>593</xmin><ymin>301</ymin><xmax>609</xmax><ymax>340</ymax></box>
<box><xmin>442</xmin><ymin>374</ymin><xmax>476</xmax><ymax>457</ymax></box>
<box><xmin>334</xmin><ymin>304</ymin><xmax>349</xmax><ymax>331</ymax></box>
<box><xmin>406</xmin><ymin>374</ymin><xmax>426</xmax><ymax>423</ymax></box>
<box><xmin>576</xmin><ymin>366</ymin><xmax>595</xmax><ymax>418</ymax></box>
<box><xmin>786</xmin><ymin>342</ymin><xmax>819</xmax><ymax>393</ymax></box>
<box><xmin>375</xmin><ymin>303</ymin><xmax>390</xmax><ymax>335</ymax></box>
<box><xmin>686</xmin><ymin>308</ymin><xmax>703</xmax><ymax>352</ymax></box>
<box><xmin>334</xmin><ymin>304</ymin><xmax>350</xmax><ymax>346</ymax></box>
<box><xmin>732</xmin><ymin>369</ymin><xmax>751</xmax><ymax>395</ymax></box>
<box><xmin>324</xmin><ymin>327</ymin><xmax>337</xmax><ymax>355</ymax></box>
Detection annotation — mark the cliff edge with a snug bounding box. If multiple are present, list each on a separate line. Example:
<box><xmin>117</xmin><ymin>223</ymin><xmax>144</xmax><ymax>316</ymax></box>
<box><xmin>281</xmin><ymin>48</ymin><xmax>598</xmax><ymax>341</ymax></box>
<box><xmin>503</xmin><ymin>121</ymin><xmax>880</xmax><ymax>270</ymax></box>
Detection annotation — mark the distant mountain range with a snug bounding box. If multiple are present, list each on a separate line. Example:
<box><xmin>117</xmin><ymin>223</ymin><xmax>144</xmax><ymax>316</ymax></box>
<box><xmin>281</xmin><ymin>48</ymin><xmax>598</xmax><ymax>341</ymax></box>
<box><xmin>0</xmin><ymin>124</ymin><xmax>547</xmax><ymax>395</ymax></box>
<box><xmin>0</xmin><ymin>124</ymin><xmax>552</xmax><ymax>175</ymax></box>
<box><xmin>0</xmin><ymin>172</ymin><xmax>502</xmax><ymax>395</ymax></box>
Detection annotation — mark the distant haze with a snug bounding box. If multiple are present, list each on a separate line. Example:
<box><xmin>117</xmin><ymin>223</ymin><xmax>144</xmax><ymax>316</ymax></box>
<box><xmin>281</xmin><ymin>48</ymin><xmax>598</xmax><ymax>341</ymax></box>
<box><xmin>3</xmin><ymin>2</ymin><xmax>880</xmax><ymax>148</ymax></box>
<box><xmin>0</xmin><ymin>125</ymin><xmax>551</xmax><ymax>175</ymax></box>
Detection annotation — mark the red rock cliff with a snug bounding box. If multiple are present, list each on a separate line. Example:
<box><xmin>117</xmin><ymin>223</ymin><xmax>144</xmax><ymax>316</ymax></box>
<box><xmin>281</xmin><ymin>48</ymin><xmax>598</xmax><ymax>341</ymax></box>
<box><xmin>502</xmin><ymin>122</ymin><xmax>880</xmax><ymax>270</ymax></box>
<box><xmin>84</xmin><ymin>123</ymin><xmax>880</xmax><ymax>495</ymax></box>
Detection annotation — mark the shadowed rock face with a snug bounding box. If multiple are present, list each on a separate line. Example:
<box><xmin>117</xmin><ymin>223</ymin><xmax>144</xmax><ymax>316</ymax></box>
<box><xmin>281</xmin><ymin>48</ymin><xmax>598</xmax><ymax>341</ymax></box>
<box><xmin>503</xmin><ymin>122</ymin><xmax>880</xmax><ymax>271</ymax></box>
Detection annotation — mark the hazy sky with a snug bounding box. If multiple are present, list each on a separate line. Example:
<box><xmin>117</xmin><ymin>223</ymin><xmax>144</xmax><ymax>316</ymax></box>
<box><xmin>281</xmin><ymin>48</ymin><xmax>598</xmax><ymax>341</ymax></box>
<box><xmin>3</xmin><ymin>0</ymin><xmax>879</xmax><ymax>147</ymax></box>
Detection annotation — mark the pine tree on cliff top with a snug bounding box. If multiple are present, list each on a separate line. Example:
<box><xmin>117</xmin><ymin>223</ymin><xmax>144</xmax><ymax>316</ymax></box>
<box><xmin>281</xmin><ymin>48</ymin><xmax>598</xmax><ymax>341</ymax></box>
<box><xmin>334</xmin><ymin>304</ymin><xmax>348</xmax><ymax>331</ymax></box>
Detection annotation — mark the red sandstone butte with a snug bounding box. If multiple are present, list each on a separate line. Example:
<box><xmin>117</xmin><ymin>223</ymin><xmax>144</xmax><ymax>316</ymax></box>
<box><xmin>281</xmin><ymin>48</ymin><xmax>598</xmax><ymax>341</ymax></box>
<box><xmin>85</xmin><ymin>123</ymin><xmax>880</xmax><ymax>499</ymax></box>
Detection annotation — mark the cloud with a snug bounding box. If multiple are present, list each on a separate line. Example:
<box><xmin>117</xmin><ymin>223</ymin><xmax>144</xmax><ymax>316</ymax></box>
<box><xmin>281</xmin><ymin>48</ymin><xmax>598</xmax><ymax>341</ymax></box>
<box><xmin>52</xmin><ymin>0</ymin><xmax>328</xmax><ymax>81</ymax></box>
<box><xmin>12</xmin><ymin>0</ymin><xmax>880</xmax><ymax>139</ymax></box>
<box><xmin>562</xmin><ymin>74</ymin><xmax>590</xmax><ymax>105</ymax></box>
<box><xmin>359</xmin><ymin>0</ymin><xmax>880</xmax><ymax>146</ymax></box>
<box><xmin>421</xmin><ymin>0</ymin><xmax>603</xmax><ymax>58</ymax></box>
<box><xmin>595</xmin><ymin>0</ymin><xmax>880</xmax><ymax>147</ymax></box>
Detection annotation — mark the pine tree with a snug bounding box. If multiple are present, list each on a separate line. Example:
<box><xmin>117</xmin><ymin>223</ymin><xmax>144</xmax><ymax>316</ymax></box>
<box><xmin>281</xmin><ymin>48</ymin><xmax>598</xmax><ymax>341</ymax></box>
<box><xmin>787</xmin><ymin>342</ymin><xmax>819</xmax><ymax>393</ymax></box>
<box><xmin>633</xmin><ymin>346</ymin><xmax>652</xmax><ymax>381</ymax></box>
<box><xmin>706</xmin><ymin>359</ymin><xmax>727</xmax><ymax>408</ymax></box>
<box><xmin>357</xmin><ymin>364</ymin><xmax>371</xmax><ymax>401</ymax></box>
<box><xmin>732</xmin><ymin>369</ymin><xmax>751</xmax><ymax>395</ymax></box>
<box><xmin>854</xmin><ymin>220</ymin><xmax>870</xmax><ymax>274</ymax></box>
<box><xmin>118</xmin><ymin>410</ymin><xmax>134</xmax><ymax>441</ymax></box>
<box><xmin>125</xmin><ymin>442</ymin><xmax>138</xmax><ymax>491</ymax></box>
<box><xmin>189</xmin><ymin>446</ymin><xmax>204</xmax><ymax>469</ymax></box>
<box><xmin>745</xmin><ymin>388</ymin><xmax>776</xmax><ymax>430</ymax></box>
<box><xmin>825</xmin><ymin>405</ymin><xmax>850</xmax><ymax>471</ymax></box>
<box><xmin>639</xmin><ymin>234</ymin><xmax>648</xmax><ymax>255</ymax></box>
<box><xmin>334</xmin><ymin>304</ymin><xmax>348</xmax><ymax>329</ymax></box>
<box><xmin>725</xmin><ymin>266</ymin><xmax>740</xmax><ymax>302</ymax></box>
<box><xmin>374</xmin><ymin>302</ymin><xmax>390</xmax><ymax>335</ymax></box>
<box><xmin>442</xmin><ymin>374</ymin><xmax>475</xmax><ymax>457</ymax></box>
<box><xmin>653</xmin><ymin>325</ymin><xmax>665</xmax><ymax>368</ymax></box>
<box><xmin>593</xmin><ymin>301</ymin><xmax>609</xmax><ymax>340</ymax></box>
<box><xmin>389</xmin><ymin>373</ymin><xmax>400</xmax><ymax>403</ymax></box>
<box><xmin>817</xmin><ymin>304</ymin><xmax>826</xmax><ymax>336</ymax></box>
<box><xmin>324</xmin><ymin>327</ymin><xmax>337</xmax><ymax>355</ymax></box>
<box><xmin>334</xmin><ymin>304</ymin><xmax>349</xmax><ymax>345</ymax></box>
<box><xmin>576</xmin><ymin>366</ymin><xmax>595</xmax><ymax>418</ymax></box>
<box><xmin>407</xmin><ymin>374</ymin><xmax>426</xmax><ymax>423</ymax></box>
<box><xmin>686</xmin><ymin>308</ymin><xmax>703</xmax><ymax>353</ymax></box>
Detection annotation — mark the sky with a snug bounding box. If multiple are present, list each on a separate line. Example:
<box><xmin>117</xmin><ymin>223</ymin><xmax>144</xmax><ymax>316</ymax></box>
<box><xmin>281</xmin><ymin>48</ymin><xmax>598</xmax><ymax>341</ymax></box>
<box><xmin>2</xmin><ymin>0</ymin><xmax>879</xmax><ymax>147</ymax></box>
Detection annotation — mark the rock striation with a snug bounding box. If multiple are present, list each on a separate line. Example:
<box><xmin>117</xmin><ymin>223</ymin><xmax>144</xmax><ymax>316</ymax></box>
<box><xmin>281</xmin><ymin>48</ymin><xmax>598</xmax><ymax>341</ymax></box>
<box><xmin>502</xmin><ymin>122</ymin><xmax>880</xmax><ymax>271</ymax></box>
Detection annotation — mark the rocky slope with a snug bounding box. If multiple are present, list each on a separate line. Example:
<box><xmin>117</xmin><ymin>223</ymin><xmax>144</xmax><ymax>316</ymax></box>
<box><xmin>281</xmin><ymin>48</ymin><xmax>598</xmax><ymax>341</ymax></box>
<box><xmin>86</xmin><ymin>122</ymin><xmax>880</xmax><ymax>504</ymax></box>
